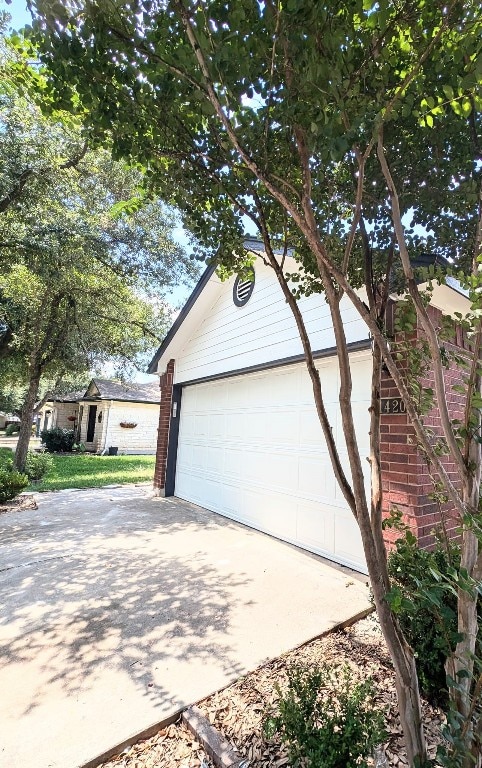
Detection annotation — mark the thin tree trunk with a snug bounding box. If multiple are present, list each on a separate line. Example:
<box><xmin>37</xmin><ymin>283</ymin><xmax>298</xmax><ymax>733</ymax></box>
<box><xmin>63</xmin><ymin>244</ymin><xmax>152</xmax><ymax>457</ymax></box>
<box><xmin>14</xmin><ymin>368</ymin><xmax>41</xmax><ymax>472</ymax></box>
<box><xmin>327</xmin><ymin>276</ymin><xmax>427</xmax><ymax>765</ymax></box>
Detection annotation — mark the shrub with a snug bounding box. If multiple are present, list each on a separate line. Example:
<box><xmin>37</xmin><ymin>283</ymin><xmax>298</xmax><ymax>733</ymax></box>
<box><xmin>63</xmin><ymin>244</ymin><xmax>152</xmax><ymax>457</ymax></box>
<box><xmin>5</xmin><ymin>423</ymin><xmax>20</xmax><ymax>436</ymax></box>
<box><xmin>0</xmin><ymin>465</ymin><xmax>28</xmax><ymax>502</ymax></box>
<box><xmin>41</xmin><ymin>427</ymin><xmax>75</xmax><ymax>453</ymax></box>
<box><xmin>386</xmin><ymin>528</ymin><xmax>481</xmax><ymax>708</ymax></box>
<box><xmin>263</xmin><ymin>663</ymin><xmax>386</xmax><ymax>768</ymax></box>
<box><xmin>24</xmin><ymin>451</ymin><xmax>54</xmax><ymax>482</ymax></box>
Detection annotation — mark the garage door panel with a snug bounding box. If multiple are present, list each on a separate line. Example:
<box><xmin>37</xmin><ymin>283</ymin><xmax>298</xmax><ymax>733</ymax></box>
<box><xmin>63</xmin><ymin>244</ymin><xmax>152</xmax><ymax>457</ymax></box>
<box><xmin>226</xmin><ymin>412</ymin><xmax>250</xmax><ymax>440</ymax></box>
<box><xmin>223</xmin><ymin>446</ymin><xmax>245</xmax><ymax>479</ymax></box>
<box><xmin>299</xmin><ymin>406</ymin><xmax>338</xmax><ymax>448</ymax></box>
<box><xmin>296</xmin><ymin>500</ymin><xmax>335</xmax><ymax>555</ymax></box>
<box><xmin>204</xmin><ymin>445</ymin><xmax>224</xmax><ymax>473</ymax></box>
<box><xmin>299</xmin><ymin>363</ymin><xmax>338</xmax><ymax>403</ymax></box>
<box><xmin>208</xmin><ymin>413</ymin><xmax>226</xmax><ymax>438</ymax></box>
<box><xmin>298</xmin><ymin>455</ymin><xmax>335</xmax><ymax>500</ymax></box>
<box><xmin>175</xmin><ymin>359</ymin><xmax>368</xmax><ymax>572</ymax></box>
<box><xmin>243</xmin><ymin>412</ymin><xmax>267</xmax><ymax>442</ymax></box>
<box><xmin>266</xmin><ymin>410</ymin><xmax>300</xmax><ymax>443</ymax></box>
<box><xmin>194</xmin><ymin>413</ymin><xmax>208</xmax><ymax>437</ymax></box>
<box><xmin>242</xmin><ymin>488</ymin><xmax>298</xmax><ymax>540</ymax></box>
<box><xmin>334</xmin><ymin>509</ymin><xmax>366</xmax><ymax>570</ymax></box>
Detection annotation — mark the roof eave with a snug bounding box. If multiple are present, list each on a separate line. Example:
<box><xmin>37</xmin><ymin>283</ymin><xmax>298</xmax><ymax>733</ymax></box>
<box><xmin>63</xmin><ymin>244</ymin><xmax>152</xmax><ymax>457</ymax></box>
<box><xmin>147</xmin><ymin>263</ymin><xmax>217</xmax><ymax>375</ymax></box>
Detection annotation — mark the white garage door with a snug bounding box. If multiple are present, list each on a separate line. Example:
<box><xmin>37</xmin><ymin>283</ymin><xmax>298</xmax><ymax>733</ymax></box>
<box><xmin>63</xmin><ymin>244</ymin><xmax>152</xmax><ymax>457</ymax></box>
<box><xmin>175</xmin><ymin>355</ymin><xmax>370</xmax><ymax>572</ymax></box>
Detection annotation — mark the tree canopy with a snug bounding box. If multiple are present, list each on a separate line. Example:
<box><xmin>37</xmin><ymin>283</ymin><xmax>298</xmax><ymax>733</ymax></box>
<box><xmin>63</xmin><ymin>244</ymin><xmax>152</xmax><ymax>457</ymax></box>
<box><xmin>24</xmin><ymin>0</ymin><xmax>482</xmax><ymax>277</ymax></box>
<box><xmin>0</xmin><ymin>29</ymin><xmax>199</xmax><ymax>468</ymax></box>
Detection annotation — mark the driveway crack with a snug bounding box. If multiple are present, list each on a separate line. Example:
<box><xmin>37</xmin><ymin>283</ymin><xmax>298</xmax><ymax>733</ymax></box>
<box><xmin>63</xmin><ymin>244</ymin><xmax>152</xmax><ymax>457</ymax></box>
<box><xmin>0</xmin><ymin>553</ymin><xmax>76</xmax><ymax>573</ymax></box>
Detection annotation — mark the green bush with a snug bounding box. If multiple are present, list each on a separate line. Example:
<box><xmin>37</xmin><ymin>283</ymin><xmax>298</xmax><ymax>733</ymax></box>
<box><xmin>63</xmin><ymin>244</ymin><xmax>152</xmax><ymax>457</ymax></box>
<box><xmin>263</xmin><ymin>663</ymin><xmax>386</xmax><ymax>768</ymax></box>
<box><xmin>40</xmin><ymin>427</ymin><xmax>75</xmax><ymax>453</ymax></box>
<box><xmin>5</xmin><ymin>422</ymin><xmax>20</xmax><ymax>436</ymax></box>
<box><xmin>24</xmin><ymin>451</ymin><xmax>54</xmax><ymax>482</ymax></box>
<box><xmin>386</xmin><ymin>529</ymin><xmax>482</xmax><ymax>708</ymax></box>
<box><xmin>0</xmin><ymin>465</ymin><xmax>29</xmax><ymax>502</ymax></box>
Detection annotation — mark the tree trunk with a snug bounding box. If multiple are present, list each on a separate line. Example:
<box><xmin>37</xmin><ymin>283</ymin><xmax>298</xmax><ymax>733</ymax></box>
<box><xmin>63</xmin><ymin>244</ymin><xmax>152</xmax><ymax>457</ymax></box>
<box><xmin>14</xmin><ymin>370</ymin><xmax>41</xmax><ymax>472</ymax></box>
<box><xmin>256</xmin><ymin>229</ymin><xmax>428</xmax><ymax>765</ymax></box>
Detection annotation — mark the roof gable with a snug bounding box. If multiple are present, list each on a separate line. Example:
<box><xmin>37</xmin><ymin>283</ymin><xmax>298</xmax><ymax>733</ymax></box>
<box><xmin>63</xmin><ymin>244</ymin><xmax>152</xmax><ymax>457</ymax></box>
<box><xmin>149</xmin><ymin>242</ymin><xmax>472</xmax><ymax>383</ymax></box>
<box><xmin>82</xmin><ymin>378</ymin><xmax>160</xmax><ymax>403</ymax></box>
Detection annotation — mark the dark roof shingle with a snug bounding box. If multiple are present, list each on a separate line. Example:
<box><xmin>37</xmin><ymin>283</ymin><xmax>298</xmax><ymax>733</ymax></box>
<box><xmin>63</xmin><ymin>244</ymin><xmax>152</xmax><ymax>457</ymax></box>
<box><xmin>84</xmin><ymin>378</ymin><xmax>160</xmax><ymax>403</ymax></box>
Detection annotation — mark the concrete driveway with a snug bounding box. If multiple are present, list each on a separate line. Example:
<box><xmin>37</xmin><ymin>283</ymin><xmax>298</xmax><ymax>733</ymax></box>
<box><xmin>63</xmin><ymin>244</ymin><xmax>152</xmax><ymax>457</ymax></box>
<box><xmin>0</xmin><ymin>485</ymin><xmax>370</xmax><ymax>768</ymax></box>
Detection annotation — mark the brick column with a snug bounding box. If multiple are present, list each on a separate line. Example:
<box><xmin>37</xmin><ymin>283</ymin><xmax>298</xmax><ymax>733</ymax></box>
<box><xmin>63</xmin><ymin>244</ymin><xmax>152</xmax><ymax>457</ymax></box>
<box><xmin>153</xmin><ymin>359</ymin><xmax>175</xmax><ymax>495</ymax></box>
<box><xmin>381</xmin><ymin>305</ymin><xmax>467</xmax><ymax>550</ymax></box>
<box><xmin>380</xmin><ymin>369</ymin><xmax>420</xmax><ymax>549</ymax></box>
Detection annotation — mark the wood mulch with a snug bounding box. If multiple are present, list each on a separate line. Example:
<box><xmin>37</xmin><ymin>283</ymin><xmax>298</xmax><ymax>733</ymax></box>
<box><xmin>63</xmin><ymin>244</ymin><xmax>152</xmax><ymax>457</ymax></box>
<box><xmin>198</xmin><ymin>616</ymin><xmax>444</xmax><ymax>767</ymax></box>
<box><xmin>97</xmin><ymin>722</ymin><xmax>214</xmax><ymax>768</ymax></box>
<box><xmin>0</xmin><ymin>493</ymin><xmax>37</xmax><ymax>515</ymax></box>
<box><xmin>98</xmin><ymin>616</ymin><xmax>445</xmax><ymax>768</ymax></box>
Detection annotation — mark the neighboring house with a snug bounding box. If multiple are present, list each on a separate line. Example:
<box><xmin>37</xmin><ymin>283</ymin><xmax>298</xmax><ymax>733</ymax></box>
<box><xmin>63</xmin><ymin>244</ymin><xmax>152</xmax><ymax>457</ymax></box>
<box><xmin>78</xmin><ymin>379</ymin><xmax>160</xmax><ymax>454</ymax></box>
<box><xmin>39</xmin><ymin>379</ymin><xmax>160</xmax><ymax>454</ymax></box>
<box><xmin>0</xmin><ymin>412</ymin><xmax>20</xmax><ymax>430</ymax></box>
<box><xmin>148</xmin><ymin>238</ymin><xmax>470</xmax><ymax>574</ymax></box>
<box><xmin>38</xmin><ymin>391</ymin><xmax>84</xmax><ymax>434</ymax></box>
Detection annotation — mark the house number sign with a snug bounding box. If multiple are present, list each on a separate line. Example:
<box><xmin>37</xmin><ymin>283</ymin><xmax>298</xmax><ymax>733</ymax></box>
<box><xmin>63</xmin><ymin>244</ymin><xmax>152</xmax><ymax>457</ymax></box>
<box><xmin>381</xmin><ymin>397</ymin><xmax>406</xmax><ymax>414</ymax></box>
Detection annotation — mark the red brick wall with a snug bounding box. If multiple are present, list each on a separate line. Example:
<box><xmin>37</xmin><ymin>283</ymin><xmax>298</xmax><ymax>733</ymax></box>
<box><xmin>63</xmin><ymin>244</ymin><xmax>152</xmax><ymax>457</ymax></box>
<box><xmin>153</xmin><ymin>359</ymin><xmax>175</xmax><ymax>493</ymax></box>
<box><xmin>381</xmin><ymin>305</ymin><xmax>468</xmax><ymax>549</ymax></box>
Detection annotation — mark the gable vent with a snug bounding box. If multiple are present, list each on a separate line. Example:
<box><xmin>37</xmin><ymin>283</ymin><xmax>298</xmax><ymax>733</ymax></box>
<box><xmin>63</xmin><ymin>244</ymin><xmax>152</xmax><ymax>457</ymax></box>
<box><xmin>233</xmin><ymin>271</ymin><xmax>255</xmax><ymax>307</ymax></box>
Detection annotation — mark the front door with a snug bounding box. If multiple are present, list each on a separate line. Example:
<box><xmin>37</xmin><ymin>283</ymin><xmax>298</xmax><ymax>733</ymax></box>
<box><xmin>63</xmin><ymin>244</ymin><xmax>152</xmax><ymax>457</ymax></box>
<box><xmin>86</xmin><ymin>405</ymin><xmax>97</xmax><ymax>442</ymax></box>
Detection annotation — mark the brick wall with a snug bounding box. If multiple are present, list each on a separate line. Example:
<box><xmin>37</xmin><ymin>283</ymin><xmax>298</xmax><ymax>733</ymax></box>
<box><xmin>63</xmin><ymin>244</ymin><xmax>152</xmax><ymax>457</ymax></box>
<box><xmin>153</xmin><ymin>359</ymin><xmax>175</xmax><ymax>494</ymax></box>
<box><xmin>381</xmin><ymin>304</ymin><xmax>468</xmax><ymax>549</ymax></box>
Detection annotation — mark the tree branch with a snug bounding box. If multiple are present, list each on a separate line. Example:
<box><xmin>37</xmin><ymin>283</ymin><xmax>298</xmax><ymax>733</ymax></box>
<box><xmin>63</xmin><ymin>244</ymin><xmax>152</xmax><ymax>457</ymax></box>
<box><xmin>376</xmin><ymin>131</ymin><xmax>468</xmax><ymax>485</ymax></box>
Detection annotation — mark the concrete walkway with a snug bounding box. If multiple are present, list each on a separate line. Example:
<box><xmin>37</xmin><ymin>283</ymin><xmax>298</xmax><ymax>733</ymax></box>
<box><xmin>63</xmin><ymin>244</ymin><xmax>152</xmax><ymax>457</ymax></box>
<box><xmin>0</xmin><ymin>486</ymin><xmax>370</xmax><ymax>768</ymax></box>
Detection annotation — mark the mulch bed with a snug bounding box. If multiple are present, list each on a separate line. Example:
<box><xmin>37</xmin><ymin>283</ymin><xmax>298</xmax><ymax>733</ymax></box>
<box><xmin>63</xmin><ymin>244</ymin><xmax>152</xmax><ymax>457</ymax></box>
<box><xmin>98</xmin><ymin>616</ymin><xmax>444</xmax><ymax>768</ymax></box>
<box><xmin>0</xmin><ymin>493</ymin><xmax>37</xmax><ymax>515</ymax></box>
<box><xmin>98</xmin><ymin>722</ymin><xmax>214</xmax><ymax>768</ymax></box>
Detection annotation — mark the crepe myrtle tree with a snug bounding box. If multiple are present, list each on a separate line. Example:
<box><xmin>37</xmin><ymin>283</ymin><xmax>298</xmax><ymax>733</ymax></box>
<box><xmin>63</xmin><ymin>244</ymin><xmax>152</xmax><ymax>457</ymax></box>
<box><xmin>26</xmin><ymin>1</ymin><xmax>482</xmax><ymax>763</ymax></box>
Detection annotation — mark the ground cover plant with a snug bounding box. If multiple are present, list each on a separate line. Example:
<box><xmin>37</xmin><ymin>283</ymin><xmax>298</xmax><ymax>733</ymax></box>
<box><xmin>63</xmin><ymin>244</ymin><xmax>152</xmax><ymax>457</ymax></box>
<box><xmin>24</xmin><ymin>450</ymin><xmax>53</xmax><ymax>482</ymax></box>
<box><xmin>30</xmin><ymin>453</ymin><xmax>156</xmax><ymax>491</ymax></box>
<box><xmin>264</xmin><ymin>663</ymin><xmax>386</xmax><ymax>768</ymax></box>
<box><xmin>0</xmin><ymin>446</ymin><xmax>27</xmax><ymax>501</ymax></box>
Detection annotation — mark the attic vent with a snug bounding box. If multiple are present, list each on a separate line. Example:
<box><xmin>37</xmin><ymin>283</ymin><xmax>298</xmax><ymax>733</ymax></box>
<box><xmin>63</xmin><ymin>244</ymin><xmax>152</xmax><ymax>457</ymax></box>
<box><xmin>233</xmin><ymin>271</ymin><xmax>255</xmax><ymax>307</ymax></box>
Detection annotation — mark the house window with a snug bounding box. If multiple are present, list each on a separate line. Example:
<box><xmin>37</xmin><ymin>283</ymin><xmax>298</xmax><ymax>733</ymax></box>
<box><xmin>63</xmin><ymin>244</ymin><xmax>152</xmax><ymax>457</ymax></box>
<box><xmin>233</xmin><ymin>270</ymin><xmax>255</xmax><ymax>307</ymax></box>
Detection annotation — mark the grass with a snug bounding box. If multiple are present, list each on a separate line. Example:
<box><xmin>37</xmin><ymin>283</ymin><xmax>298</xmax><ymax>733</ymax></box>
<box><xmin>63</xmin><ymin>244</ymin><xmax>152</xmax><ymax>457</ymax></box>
<box><xmin>1</xmin><ymin>448</ymin><xmax>156</xmax><ymax>491</ymax></box>
<box><xmin>31</xmin><ymin>453</ymin><xmax>156</xmax><ymax>491</ymax></box>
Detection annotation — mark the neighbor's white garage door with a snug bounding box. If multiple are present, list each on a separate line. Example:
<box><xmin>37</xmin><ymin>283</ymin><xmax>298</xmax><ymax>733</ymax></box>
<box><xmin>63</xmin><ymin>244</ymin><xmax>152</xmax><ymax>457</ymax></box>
<box><xmin>175</xmin><ymin>355</ymin><xmax>370</xmax><ymax>572</ymax></box>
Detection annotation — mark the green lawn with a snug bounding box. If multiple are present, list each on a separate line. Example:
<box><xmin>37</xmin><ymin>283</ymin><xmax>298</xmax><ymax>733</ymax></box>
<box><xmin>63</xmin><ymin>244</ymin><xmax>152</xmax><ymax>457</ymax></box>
<box><xmin>31</xmin><ymin>453</ymin><xmax>156</xmax><ymax>491</ymax></box>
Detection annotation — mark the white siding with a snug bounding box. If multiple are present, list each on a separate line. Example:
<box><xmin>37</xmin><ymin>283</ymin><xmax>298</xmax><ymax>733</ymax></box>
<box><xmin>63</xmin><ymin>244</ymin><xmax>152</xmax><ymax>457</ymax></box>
<box><xmin>174</xmin><ymin>260</ymin><xmax>368</xmax><ymax>384</ymax></box>
<box><xmin>52</xmin><ymin>402</ymin><xmax>79</xmax><ymax>430</ymax></box>
<box><xmin>103</xmin><ymin>401</ymin><xmax>159</xmax><ymax>454</ymax></box>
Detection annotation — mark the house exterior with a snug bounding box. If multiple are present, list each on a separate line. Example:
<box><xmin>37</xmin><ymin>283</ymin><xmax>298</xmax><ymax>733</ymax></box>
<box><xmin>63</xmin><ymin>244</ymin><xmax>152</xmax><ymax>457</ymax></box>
<box><xmin>148</xmin><ymin>240</ymin><xmax>470</xmax><ymax>574</ymax></box>
<box><xmin>0</xmin><ymin>412</ymin><xmax>20</xmax><ymax>430</ymax></box>
<box><xmin>38</xmin><ymin>391</ymin><xmax>84</xmax><ymax>434</ymax></box>
<box><xmin>39</xmin><ymin>379</ymin><xmax>161</xmax><ymax>454</ymax></box>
